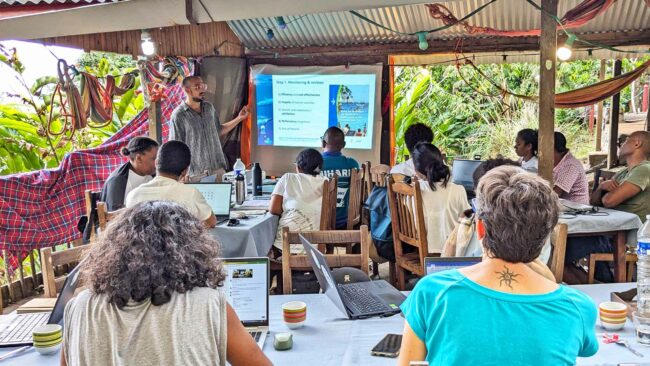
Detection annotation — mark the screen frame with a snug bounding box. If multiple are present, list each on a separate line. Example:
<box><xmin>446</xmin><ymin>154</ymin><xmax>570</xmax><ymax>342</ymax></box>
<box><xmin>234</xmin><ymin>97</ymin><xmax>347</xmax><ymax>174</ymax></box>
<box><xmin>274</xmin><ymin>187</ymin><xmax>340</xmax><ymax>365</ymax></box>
<box><xmin>249</xmin><ymin>64</ymin><xmax>384</xmax><ymax>176</ymax></box>
<box><xmin>222</xmin><ymin>257</ymin><xmax>270</xmax><ymax>327</ymax></box>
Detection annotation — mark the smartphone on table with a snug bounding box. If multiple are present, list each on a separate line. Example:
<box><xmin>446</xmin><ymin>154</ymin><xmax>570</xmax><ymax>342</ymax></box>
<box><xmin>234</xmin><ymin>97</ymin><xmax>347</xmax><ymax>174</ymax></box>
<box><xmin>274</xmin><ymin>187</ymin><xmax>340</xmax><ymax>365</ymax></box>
<box><xmin>371</xmin><ymin>333</ymin><xmax>402</xmax><ymax>358</ymax></box>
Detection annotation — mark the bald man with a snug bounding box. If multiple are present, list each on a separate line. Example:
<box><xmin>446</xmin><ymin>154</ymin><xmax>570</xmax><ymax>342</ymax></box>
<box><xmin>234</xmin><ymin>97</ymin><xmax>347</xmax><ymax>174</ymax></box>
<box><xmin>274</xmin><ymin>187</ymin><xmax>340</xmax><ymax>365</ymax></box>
<box><xmin>321</xmin><ymin>126</ymin><xmax>359</xmax><ymax>228</ymax></box>
<box><xmin>591</xmin><ymin>130</ymin><xmax>649</xmax><ymax>222</ymax></box>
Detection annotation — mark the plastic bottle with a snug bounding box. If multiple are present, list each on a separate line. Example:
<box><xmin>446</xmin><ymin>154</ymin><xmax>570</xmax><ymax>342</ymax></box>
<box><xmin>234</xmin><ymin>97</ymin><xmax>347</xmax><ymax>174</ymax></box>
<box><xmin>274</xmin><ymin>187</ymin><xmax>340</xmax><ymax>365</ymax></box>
<box><xmin>235</xmin><ymin>174</ymin><xmax>246</xmax><ymax>205</ymax></box>
<box><xmin>252</xmin><ymin>162</ymin><xmax>262</xmax><ymax>196</ymax></box>
<box><xmin>233</xmin><ymin>158</ymin><xmax>246</xmax><ymax>188</ymax></box>
<box><xmin>636</xmin><ymin>216</ymin><xmax>650</xmax><ymax>315</ymax></box>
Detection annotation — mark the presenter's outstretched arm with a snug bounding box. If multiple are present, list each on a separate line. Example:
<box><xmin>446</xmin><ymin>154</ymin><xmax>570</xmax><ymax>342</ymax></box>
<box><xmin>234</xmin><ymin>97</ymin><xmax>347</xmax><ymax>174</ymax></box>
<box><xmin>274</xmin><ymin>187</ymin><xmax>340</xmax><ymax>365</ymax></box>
<box><xmin>220</xmin><ymin>106</ymin><xmax>249</xmax><ymax>137</ymax></box>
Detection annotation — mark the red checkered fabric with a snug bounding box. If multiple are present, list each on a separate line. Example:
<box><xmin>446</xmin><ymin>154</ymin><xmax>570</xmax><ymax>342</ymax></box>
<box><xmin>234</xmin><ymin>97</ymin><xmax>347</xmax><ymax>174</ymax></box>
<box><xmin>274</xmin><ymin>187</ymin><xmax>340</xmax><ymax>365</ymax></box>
<box><xmin>0</xmin><ymin>84</ymin><xmax>184</xmax><ymax>251</ymax></box>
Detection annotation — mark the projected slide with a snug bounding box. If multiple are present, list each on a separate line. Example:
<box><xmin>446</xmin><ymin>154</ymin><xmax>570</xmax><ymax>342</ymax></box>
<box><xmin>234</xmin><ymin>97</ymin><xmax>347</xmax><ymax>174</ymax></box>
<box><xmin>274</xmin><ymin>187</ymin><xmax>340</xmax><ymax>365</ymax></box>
<box><xmin>255</xmin><ymin>74</ymin><xmax>376</xmax><ymax>149</ymax></box>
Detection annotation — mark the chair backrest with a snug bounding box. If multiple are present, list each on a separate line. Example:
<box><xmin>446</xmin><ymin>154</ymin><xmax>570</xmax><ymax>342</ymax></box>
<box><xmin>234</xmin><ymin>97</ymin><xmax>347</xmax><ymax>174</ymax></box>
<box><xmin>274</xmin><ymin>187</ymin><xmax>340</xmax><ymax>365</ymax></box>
<box><xmin>320</xmin><ymin>176</ymin><xmax>338</xmax><ymax>230</ymax></box>
<box><xmin>281</xmin><ymin>226</ymin><xmax>370</xmax><ymax>294</ymax></box>
<box><xmin>97</xmin><ymin>202</ymin><xmax>124</xmax><ymax>232</ymax></box>
<box><xmin>548</xmin><ymin>223</ymin><xmax>568</xmax><ymax>283</ymax></box>
<box><xmin>346</xmin><ymin>168</ymin><xmax>363</xmax><ymax>229</ymax></box>
<box><xmin>40</xmin><ymin>245</ymin><xmax>91</xmax><ymax>298</ymax></box>
<box><xmin>387</xmin><ymin>175</ymin><xmax>429</xmax><ymax>285</ymax></box>
<box><xmin>370</xmin><ymin>163</ymin><xmax>391</xmax><ymax>188</ymax></box>
<box><xmin>83</xmin><ymin>190</ymin><xmax>101</xmax><ymax>241</ymax></box>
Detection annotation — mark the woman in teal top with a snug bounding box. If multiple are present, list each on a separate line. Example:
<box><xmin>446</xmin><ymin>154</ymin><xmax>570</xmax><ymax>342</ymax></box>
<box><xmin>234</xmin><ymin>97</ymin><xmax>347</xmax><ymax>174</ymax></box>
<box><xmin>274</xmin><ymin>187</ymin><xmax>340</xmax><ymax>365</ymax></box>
<box><xmin>398</xmin><ymin>166</ymin><xmax>598</xmax><ymax>366</ymax></box>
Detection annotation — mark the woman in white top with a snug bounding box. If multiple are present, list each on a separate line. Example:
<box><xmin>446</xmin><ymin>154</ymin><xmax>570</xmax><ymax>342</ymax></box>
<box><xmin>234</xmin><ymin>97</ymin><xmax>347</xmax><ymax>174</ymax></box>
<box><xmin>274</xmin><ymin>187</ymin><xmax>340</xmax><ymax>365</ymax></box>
<box><xmin>413</xmin><ymin>143</ymin><xmax>470</xmax><ymax>253</ymax></box>
<box><xmin>62</xmin><ymin>201</ymin><xmax>271</xmax><ymax>366</ymax></box>
<box><xmin>269</xmin><ymin>148</ymin><xmax>327</xmax><ymax>253</ymax></box>
<box><xmin>514</xmin><ymin>128</ymin><xmax>539</xmax><ymax>173</ymax></box>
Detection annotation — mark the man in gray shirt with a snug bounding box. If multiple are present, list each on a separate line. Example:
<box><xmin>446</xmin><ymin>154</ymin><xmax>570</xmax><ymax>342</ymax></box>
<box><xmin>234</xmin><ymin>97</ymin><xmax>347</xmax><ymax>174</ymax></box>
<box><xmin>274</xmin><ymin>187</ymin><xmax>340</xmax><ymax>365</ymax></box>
<box><xmin>170</xmin><ymin>76</ymin><xmax>248</xmax><ymax>176</ymax></box>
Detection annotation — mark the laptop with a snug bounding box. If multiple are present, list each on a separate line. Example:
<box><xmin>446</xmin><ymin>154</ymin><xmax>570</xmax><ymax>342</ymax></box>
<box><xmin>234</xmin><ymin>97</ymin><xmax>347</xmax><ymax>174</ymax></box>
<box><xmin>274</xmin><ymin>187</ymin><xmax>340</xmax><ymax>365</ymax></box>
<box><xmin>425</xmin><ymin>257</ymin><xmax>482</xmax><ymax>276</ymax></box>
<box><xmin>0</xmin><ymin>262</ymin><xmax>82</xmax><ymax>347</ymax></box>
<box><xmin>222</xmin><ymin>257</ymin><xmax>269</xmax><ymax>348</ymax></box>
<box><xmin>451</xmin><ymin>159</ymin><xmax>484</xmax><ymax>196</ymax></box>
<box><xmin>186</xmin><ymin>182</ymin><xmax>232</xmax><ymax>224</ymax></box>
<box><xmin>300</xmin><ymin>235</ymin><xmax>406</xmax><ymax>320</ymax></box>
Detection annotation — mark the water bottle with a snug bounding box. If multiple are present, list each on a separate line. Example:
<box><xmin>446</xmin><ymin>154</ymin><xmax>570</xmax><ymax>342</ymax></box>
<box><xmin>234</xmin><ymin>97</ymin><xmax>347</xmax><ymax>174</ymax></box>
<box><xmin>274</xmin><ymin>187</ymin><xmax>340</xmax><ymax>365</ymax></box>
<box><xmin>233</xmin><ymin>158</ymin><xmax>246</xmax><ymax>188</ymax></box>
<box><xmin>235</xmin><ymin>174</ymin><xmax>246</xmax><ymax>205</ymax></box>
<box><xmin>252</xmin><ymin>162</ymin><xmax>262</xmax><ymax>196</ymax></box>
<box><xmin>636</xmin><ymin>216</ymin><xmax>650</xmax><ymax>315</ymax></box>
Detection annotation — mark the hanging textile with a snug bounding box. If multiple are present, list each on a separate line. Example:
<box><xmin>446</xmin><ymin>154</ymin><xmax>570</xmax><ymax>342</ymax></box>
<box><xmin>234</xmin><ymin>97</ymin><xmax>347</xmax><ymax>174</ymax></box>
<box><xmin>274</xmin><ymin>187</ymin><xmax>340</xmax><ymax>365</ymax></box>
<box><xmin>555</xmin><ymin>59</ymin><xmax>650</xmax><ymax>108</ymax></box>
<box><xmin>0</xmin><ymin>84</ymin><xmax>184</xmax><ymax>252</ymax></box>
<box><xmin>426</xmin><ymin>0</ymin><xmax>617</xmax><ymax>37</ymax></box>
<box><xmin>456</xmin><ymin>59</ymin><xmax>650</xmax><ymax>109</ymax></box>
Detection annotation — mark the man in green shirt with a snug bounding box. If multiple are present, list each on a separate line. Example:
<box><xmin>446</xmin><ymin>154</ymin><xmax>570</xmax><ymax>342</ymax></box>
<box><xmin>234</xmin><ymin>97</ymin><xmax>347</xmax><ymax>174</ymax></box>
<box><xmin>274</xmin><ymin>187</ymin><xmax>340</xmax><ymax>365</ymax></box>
<box><xmin>591</xmin><ymin>130</ymin><xmax>650</xmax><ymax>222</ymax></box>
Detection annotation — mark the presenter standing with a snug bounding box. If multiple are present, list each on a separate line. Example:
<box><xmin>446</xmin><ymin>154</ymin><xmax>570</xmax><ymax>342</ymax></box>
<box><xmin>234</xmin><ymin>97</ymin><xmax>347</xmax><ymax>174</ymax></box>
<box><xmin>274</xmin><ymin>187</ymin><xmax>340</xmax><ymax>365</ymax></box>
<box><xmin>170</xmin><ymin>76</ymin><xmax>249</xmax><ymax>176</ymax></box>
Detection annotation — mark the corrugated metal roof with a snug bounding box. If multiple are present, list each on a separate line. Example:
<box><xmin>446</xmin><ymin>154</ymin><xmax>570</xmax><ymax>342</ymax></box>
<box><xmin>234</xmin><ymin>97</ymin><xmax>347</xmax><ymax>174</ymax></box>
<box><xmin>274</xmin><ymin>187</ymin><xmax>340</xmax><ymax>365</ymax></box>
<box><xmin>0</xmin><ymin>0</ymin><xmax>116</xmax><ymax>4</ymax></box>
<box><xmin>228</xmin><ymin>0</ymin><xmax>650</xmax><ymax>50</ymax></box>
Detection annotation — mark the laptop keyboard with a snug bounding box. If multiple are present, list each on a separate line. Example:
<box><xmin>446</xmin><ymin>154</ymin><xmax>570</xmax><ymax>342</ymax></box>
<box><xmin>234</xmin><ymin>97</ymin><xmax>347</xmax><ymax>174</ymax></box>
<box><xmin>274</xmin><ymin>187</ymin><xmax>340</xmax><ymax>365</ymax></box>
<box><xmin>248</xmin><ymin>331</ymin><xmax>262</xmax><ymax>342</ymax></box>
<box><xmin>0</xmin><ymin>312</ymin><xmax>49</xmax><ymax>344</ymax></box>
<box><xmin>339</xmin><ymin>284</ymin><xmax>390</xmax><ymax>314</ymax></box>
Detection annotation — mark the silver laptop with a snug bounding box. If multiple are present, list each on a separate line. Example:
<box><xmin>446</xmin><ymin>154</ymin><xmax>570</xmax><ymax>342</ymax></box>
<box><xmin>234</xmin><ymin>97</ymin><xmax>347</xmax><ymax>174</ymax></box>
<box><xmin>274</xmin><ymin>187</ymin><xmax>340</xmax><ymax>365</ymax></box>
<box><xmin>300</xmin><ymin>235</ymin><xmax>406</xmax><ymax>320</ymax></box>
<box><xmin>223</xmin><ymin>257</ymin><xmax>269</xmax><ymax>348</ymax></box>
<box><xmin>186</xmin><ymin>182</ymin><xmax>232</xmax><ymax>224</ymax></box>
<box><xmin>425</xmin><ymin>257</ymin><xmax>482</xmax><ymax>275</ymax></box>
<box><xmin>0</xmin><ymin>261</ymin><xmax>82</xmax><ymax>347</ymax></box>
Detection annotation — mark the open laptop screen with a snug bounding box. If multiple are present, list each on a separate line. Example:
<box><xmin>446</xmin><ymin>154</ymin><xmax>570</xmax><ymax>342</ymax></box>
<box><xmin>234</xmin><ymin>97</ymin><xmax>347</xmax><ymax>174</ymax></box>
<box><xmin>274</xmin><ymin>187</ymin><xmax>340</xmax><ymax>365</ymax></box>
<box><xmin>222</xmin><ymin>258</ymin><xmax>269</xmax><ymax>326</ymax></box>
<box><xmin>451</xmin><ymin>159</ymin><xmax>484</xmax><ymax>192</ymax></box>
<box><xmin>425</xmin><ymin>257</ymin><xmax>481</xmax><ymax>276</ymax></box>
<box><xmin>186</xmin><ymin>183</ymin><xmax>231</xmax><ymax>215</ymax></box>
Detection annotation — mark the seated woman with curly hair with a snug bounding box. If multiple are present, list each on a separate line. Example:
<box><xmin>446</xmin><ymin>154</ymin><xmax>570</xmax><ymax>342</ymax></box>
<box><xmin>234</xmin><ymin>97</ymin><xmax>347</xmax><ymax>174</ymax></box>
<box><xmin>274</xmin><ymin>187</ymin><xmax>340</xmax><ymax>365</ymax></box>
<box><xmin>61</xmin><ymin>201</ymin><xmax>271</xmax><ymax>366</ymax></box>
<box><xmin>398</xmin><ymin>166</ymin><xmax>598</xmax><ymax>366</ymax></box>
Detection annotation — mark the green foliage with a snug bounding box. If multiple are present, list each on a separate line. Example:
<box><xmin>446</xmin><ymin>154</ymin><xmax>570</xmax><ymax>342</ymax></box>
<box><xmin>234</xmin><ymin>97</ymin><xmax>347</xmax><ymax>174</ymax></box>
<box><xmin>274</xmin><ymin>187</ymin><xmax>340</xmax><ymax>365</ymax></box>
<box><xmin>394</xmin><ymin>57</ymin><xmax>650</xmax><ymax>163</ymax></box>
<box><xmin>0</xmin><ymin>48</ymin><xmax>143</xmax><ymax>175</ymax></box>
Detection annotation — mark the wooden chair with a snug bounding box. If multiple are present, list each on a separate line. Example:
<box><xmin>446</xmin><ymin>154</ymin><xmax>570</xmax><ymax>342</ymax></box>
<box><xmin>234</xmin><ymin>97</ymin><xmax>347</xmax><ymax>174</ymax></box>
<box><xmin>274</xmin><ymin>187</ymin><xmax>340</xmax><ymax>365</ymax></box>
<box><xmin>387</xmin><ymin>175</ymin><xmax>430</xmax><ymax>290</ymax></box>
<box><xmin>40</xmin><ymin>245</ymin><xmax>91</xmax><ymax>298</ymax></box>
<box><xmin>588</xmin><ymin>252</ymin><xmax>637</xmax><ymax>284</ymax></box>
<box><xmin>346</xmin><ymin>168</ymin><xmax>363</xmax><ymax>230</ymax></box>
<box><xmin>548</xmin><ymin>223</ymin><xmax>568</xmax><ymax>283</ymax></box>
<box><xmin>369</xmin><ymin>163</ymin><xmax>391</xmax><ymax>189</ymax></box>
<box><xmin>320</xmin><ymin>176</ymin><xmax>339</xmax><ymax>231</ymax></box>
<box><xmin>281</xmin><ymin>226</ymin><xmax>370</xmax><ymax>295</ymax></box>
<box><xmin>97</xmin><ymin>202</ymin><xmax>124</xmax><ymax>232</ymax></box>
<box><xmin>83</xmin><ymin>190</ymin><xmax>101</xmax><ymax>241</ymax></box>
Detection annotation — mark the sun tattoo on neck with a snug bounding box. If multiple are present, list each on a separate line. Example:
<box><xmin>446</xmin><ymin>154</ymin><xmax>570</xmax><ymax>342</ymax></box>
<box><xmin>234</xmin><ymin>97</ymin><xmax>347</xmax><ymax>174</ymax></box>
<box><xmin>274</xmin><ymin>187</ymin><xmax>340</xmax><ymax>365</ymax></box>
<box><xmin>495</xmin><ymin>265</ymin><xmax>519</xmax><ymax>290</ymax></box>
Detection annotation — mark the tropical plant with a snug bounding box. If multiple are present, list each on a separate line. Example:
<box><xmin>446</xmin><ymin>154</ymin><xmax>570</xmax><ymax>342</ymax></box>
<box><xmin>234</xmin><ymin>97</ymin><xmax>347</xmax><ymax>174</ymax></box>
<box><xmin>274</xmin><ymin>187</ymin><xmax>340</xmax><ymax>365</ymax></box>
<box><xmin>0</xmin><ymin>47</ymin><xmax>143</xmax><ymax>175</ymax></box>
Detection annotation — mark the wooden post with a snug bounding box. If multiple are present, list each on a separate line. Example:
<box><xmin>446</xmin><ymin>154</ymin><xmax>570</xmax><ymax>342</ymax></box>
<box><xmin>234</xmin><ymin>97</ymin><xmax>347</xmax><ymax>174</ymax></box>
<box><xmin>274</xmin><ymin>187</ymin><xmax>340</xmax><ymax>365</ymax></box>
<box><xmin>148</xmin><ymin>102</ymin><xmax>162</xmax><ymax>144</ymax></box>
<box><xmin>537</xmin><ymin>0</ymin><xmax>558</xmax><ymax>184</ymax></box>
<box><xmin>608</xmin><ymin>59</ymin><xmax>622</xmax><ymax>168</ymax></box>
<box><xmin>595</xmin><ymin>60</ymin><xmax>606</xmax><ymax>151</ymax></box>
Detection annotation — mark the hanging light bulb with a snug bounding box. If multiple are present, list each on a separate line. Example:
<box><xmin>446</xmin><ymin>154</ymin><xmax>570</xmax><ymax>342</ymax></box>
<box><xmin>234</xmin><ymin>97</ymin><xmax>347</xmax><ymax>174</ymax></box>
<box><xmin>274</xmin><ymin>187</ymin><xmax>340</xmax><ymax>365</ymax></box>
<box><xmin>141</xmin><ymin>30</ymin><xmax>155</xmax><ymax>56</ymax></box>
<box><xmin>275</xmin><ymin>16</ymin><xmax>287</xmax><ymax>30</ymax></box>
<box><xmin>417</xmin><ymin>32</ymin><xmax>429</xmax><ymax>51</ymax></box>
<box><xmin>557</xmin><ymin>33</ymin><xmax>576</xmax><ymax>61</ymax></box>
<box><xmin>266</xmin><ymin>28</ymin><xmax>275</xmax><ymax>40</ymax></box>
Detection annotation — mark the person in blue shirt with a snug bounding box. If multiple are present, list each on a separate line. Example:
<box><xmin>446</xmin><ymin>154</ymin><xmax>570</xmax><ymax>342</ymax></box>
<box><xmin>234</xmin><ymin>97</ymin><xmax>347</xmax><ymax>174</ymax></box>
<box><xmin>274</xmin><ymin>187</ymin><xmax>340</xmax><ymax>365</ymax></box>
<box><xmin>398</xmin><ymin>165</ymin><xmax>598</xmax><ymax>366</ymax></box>
<box><xmin>321</xmin><ymin>127</ymin><xmax>359</xmax><ymax>228</ymax></box>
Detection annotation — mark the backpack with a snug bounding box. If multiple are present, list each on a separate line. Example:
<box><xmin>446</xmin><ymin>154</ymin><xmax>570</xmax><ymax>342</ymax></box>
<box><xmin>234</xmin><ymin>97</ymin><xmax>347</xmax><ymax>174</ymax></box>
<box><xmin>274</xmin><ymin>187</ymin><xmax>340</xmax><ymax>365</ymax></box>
<box><xmin>365</xmin><ymin>186</ymin><xmax>395</xmax><ymax>262</ymax></box>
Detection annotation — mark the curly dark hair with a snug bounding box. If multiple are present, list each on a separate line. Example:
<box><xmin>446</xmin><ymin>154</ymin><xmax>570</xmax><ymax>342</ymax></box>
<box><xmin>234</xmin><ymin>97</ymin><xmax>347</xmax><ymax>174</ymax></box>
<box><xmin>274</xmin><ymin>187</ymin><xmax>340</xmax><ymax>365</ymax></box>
<box><xmin>82</xmin><ymin>201</ymin><xmax>226</xmax><ymax>308</ymax></box>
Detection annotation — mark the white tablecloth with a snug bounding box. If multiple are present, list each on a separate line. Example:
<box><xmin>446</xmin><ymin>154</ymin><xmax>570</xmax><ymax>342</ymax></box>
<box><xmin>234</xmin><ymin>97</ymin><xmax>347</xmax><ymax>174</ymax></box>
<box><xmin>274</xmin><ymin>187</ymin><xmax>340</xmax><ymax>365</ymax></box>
<box><xmin>209</xmin><ymin>213</ymin><xmax>278</xmax><ymax>258</ymax></box>
<box><xmin>0</xmin><ymin>283</ymin><xmax>643</xmax><ymax>365</ymax></box>
<box><xmin>558</xmin><ymin>203</ymin><xmax>642</xmax><ymax>244</ymax></box>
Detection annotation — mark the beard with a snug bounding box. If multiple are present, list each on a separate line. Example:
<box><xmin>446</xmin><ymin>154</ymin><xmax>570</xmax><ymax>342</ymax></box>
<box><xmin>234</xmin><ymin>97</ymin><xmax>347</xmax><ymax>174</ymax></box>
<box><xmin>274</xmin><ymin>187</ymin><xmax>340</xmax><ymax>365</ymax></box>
<box><xmin>191</xmin><ymin>96</ymin><xmax>203</xmax><ymax>103</ymax></box>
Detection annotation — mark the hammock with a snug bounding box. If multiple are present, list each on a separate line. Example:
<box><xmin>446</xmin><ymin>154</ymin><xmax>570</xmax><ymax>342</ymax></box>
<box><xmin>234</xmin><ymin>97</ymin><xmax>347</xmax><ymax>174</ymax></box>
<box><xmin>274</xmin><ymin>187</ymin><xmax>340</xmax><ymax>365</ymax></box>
<box><xmin>458</xmin><ymin>59</ymin><xmax>650</xmax><ymax>109</ymax></box>
<box><xmin>426</xmin><ymin>0</ymin><xmax>618</xmax><ymax>37</ymax></box>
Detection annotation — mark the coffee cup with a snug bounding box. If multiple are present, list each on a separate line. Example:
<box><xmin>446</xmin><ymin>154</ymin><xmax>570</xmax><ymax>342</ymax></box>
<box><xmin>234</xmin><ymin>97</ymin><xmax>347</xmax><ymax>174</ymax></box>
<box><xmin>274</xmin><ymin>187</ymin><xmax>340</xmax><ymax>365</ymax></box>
<box><xmin>599</xmin><ymin>301</ymin><xmax>628</xmax><ymax>331</ymax></box>
<box><xmin>282</xmin><ymin>301</ymin><xmax>307</xmax><ymax>329</ymax></box>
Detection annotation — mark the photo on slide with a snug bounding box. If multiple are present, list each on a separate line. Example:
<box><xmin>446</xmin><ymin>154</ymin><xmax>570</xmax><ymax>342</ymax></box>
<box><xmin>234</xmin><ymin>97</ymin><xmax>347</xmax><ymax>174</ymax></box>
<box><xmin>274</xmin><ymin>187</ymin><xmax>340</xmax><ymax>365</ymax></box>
<box><xmin>328</xmin><ymin>84</ymin><xmax>370</xmax><ymax>138</ymax></box>
<box><xmin>233</xmin><ymin>268</ymin><xmax>254</xmax><ymax>278</ymax></box>
<box><xmin>255</xmin><ymin>74</ymin><xmax>274</xmax><ymax>145</ymax></box>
